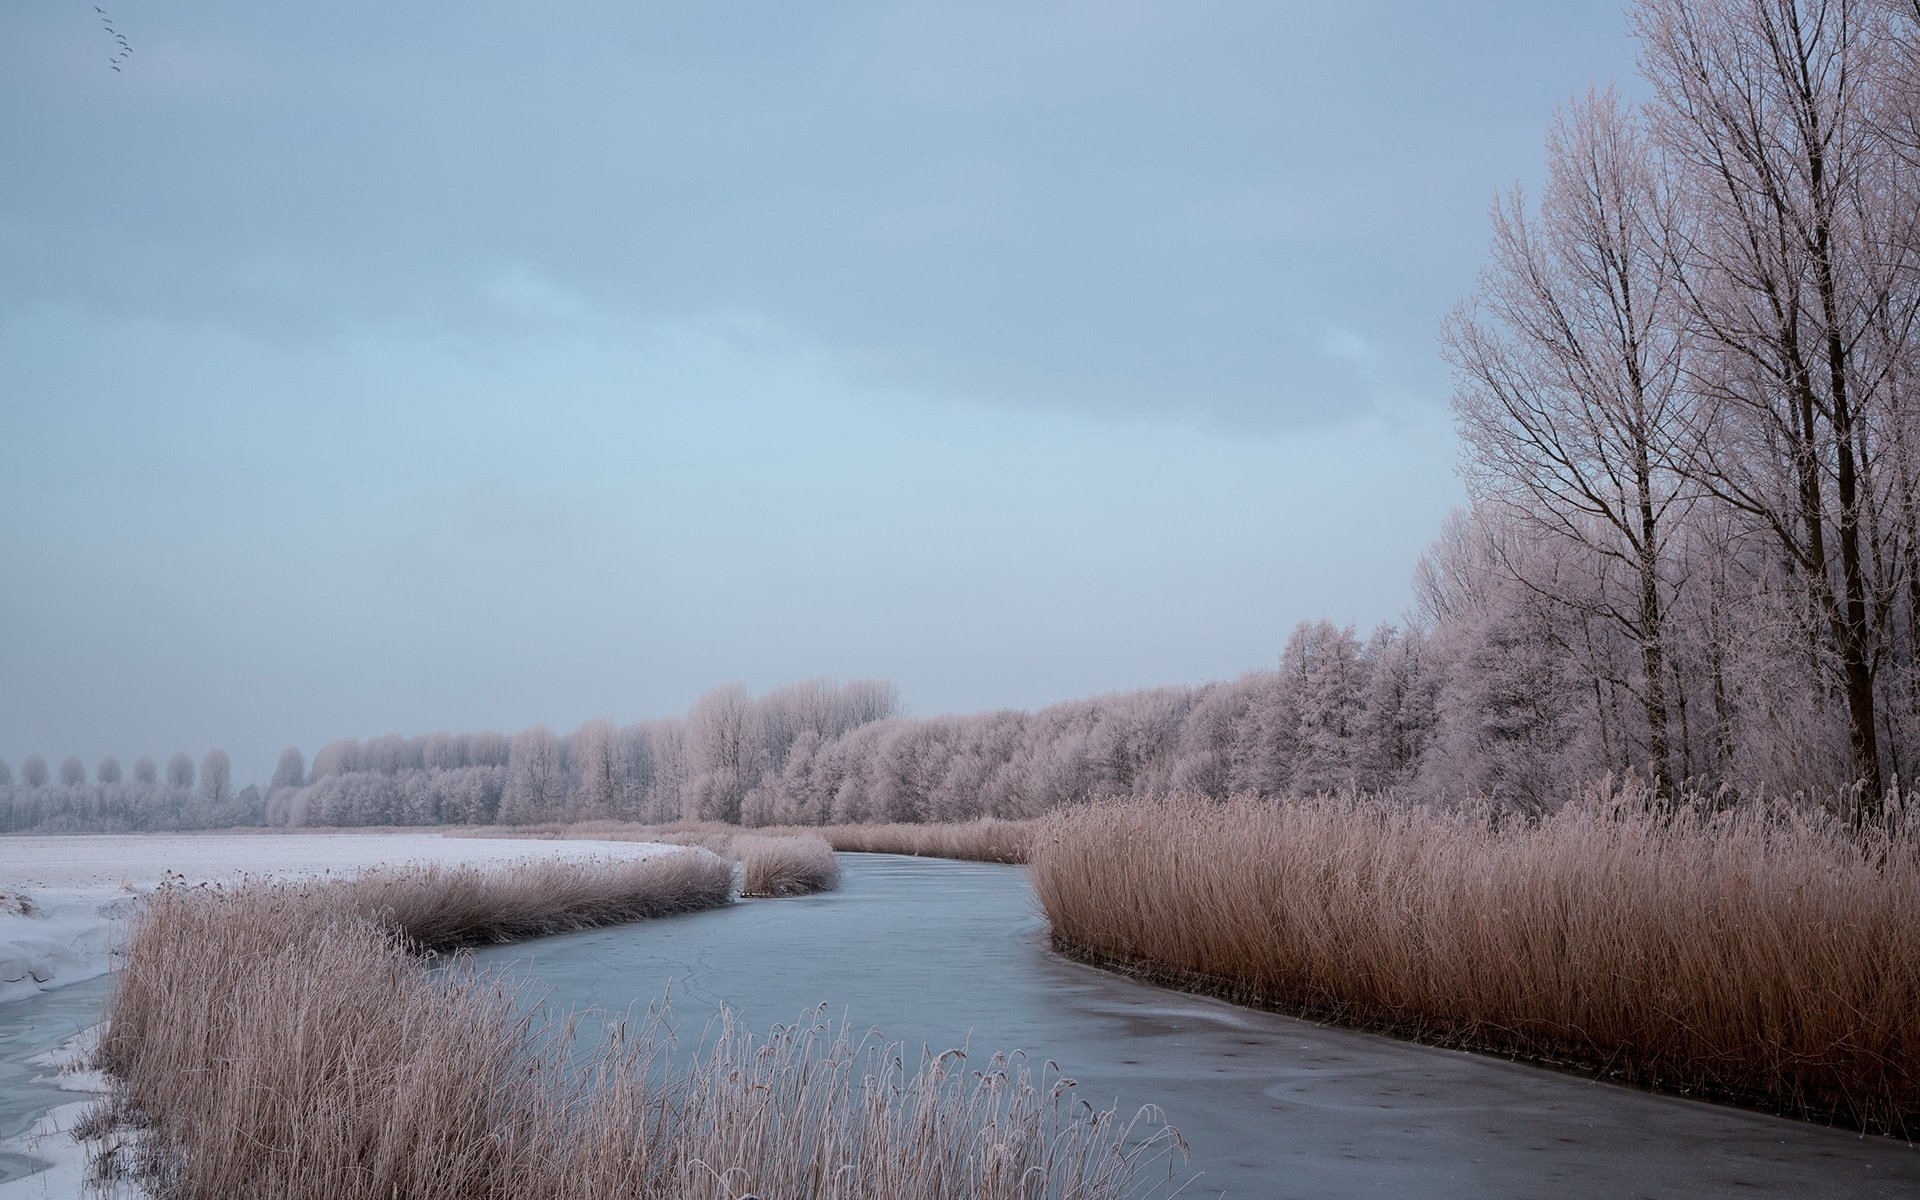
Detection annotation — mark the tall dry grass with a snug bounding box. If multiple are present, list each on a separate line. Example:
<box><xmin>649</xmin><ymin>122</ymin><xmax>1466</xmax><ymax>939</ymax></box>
<box><xmin>473</xmin><ymin>818</ymin><xmax>1033</xmax><ymax>865</ymax></box>
<box><xmin>478</xmin><ymin>818</ymin><xmax>1035</xmax><ymax>865</ymax></box>
<box><xmin>463</xmin><ymin>823</ymin><xmax>843</xmax><ymax>896</ymax></box>
<box><xmin>1030</xmin><ymin>790</ymin><xmax>1920</xmax><ymax>1135</ymax></box>
<box><xmin>97</xmin><ymin>853</ymin><xmax>1185</xmax><ymax>1198</ymax></box>
<box><xmin>812</xmin><ymin>818</ymin><xmax>1034</xmax><ymax>863</ymax></box>
<box><xmin>649</xmin><ymin>829</ymin><xmax>841</xmax><ymax>897</ymax></box>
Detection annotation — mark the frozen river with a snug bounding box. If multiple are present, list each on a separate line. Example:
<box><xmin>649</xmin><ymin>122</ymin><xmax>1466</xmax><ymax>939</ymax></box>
<box><xmin>474</xmin><ymin>853</ymin><xmax>1918</xmax><ymax>1200</ymax></box>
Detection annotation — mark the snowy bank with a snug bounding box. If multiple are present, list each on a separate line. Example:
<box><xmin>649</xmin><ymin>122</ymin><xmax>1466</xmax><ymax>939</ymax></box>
<box><xmin>0</xmin><ymin>831</ymin><xmax>675</xmax><ymax>1006</ymax></box>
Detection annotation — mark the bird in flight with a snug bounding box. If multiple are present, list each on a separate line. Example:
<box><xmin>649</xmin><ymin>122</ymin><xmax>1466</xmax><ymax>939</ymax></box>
<box><xmin>94</xmin><ymin>5</ymin><xmax>132</xmax><ymax>73</ymax></box>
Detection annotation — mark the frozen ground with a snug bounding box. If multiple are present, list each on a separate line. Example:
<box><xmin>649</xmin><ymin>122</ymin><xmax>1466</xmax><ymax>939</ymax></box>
<box><xmin>0</xmin><ymin>831</ymin><xmax>673</xmax><ymax>1006</ymax></box>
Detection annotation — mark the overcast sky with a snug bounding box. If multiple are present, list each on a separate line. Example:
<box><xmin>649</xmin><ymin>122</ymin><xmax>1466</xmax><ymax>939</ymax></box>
<box><xmin>2</xmin><ymin>1</ymin><xmax>1644</xmax><ymax>785</ymax></box>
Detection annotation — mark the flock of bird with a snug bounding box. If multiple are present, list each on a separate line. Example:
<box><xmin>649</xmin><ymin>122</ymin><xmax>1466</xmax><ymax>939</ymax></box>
<box><xmin>96</xmin><ymin>6</ymin><xmax>131</xmax><ymax>72</ymax></box>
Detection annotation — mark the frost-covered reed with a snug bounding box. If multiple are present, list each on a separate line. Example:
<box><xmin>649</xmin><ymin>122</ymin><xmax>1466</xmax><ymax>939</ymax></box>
<box><xmin>1030</xmin><ymin>788</ymin><xmax>1920</xmax><ymax>1135</ymax></box>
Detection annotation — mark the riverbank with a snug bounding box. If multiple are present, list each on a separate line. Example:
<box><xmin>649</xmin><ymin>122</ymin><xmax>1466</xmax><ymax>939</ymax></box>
<box><xmin>1029</xmin><ymin>793</ymin><xmax>1920</xmax><ymax>1136</ymax></box>
<box><xmin>0</xmin><ymin>831</ymin><xmax>689</xmax><ymax>1006</ymax></box>
<box><xmin>0</xmin><ymin>831</ymin><xmax>695</xmax><ymax>1195</ymax></box>
<box><xmin>89</xmin><ymin>852</ymin><xmax>1175</xmax><ymax>1199</ymax></box>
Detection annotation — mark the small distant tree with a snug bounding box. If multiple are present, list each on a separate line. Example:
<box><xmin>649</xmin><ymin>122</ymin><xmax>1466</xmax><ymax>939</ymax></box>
<box><xmin>165</xmin><ymin>753</ymin><xmax>195</xmax><ymax>790</ymax></box>
<box><xmin>0</xmin><ymin>759</ymin><xmax>11</xmax><ymax>786</ymax></box>
<box><xmin>97</xmin><ymin>755</ymin><xmax>122</xmax><ymax>784</ymax></box>
<box><xmin>569</xmin><ymin>719</ymin><xmax>617</xmax><ymax>821</ymax></box>
<box><xmin>59</xmin><ymin>756</ymin><xmax>86</xmax><ymax>786</ymax></box>
<box><xmin>22</xmin><ymin>755</ymin><xmax>49</xmax><ymax>787</ymax></box>
<box><xmin>199</xmin><ymin>749</ymin><xmax>232</xmax><ymax>807</ymax></box>
<box><xmin>269</xmin><ymin>746</ymin><xmax>307</xmax><ymax>793</ymax></box>
<box><xmin>133</xmin><ymin>756</ymin><xmax>158</xmax><ymax>784</ymax></box>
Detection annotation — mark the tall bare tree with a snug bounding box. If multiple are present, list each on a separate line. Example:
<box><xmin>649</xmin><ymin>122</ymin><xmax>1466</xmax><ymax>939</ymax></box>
<box><xmin>1444</xmin><ymin>87</ymin><xmax>1693</xmax><ymax>788</ymax></box>
<box><xmin>1637</xmin><ymin>0</ymin><xmax>1920</xmax><ymax>810</ymax></box>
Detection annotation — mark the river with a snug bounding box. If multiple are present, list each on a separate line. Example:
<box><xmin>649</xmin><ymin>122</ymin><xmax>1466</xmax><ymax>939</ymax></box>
<box><xmin>472</xmin><ymin>853</ymin><xmax>1917</xmax><ymax>1200</ymax></box>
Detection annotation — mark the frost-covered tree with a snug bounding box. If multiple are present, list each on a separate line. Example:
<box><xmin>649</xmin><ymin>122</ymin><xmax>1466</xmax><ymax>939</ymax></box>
<box><xmin>1284</xmin><ymin>621</ymin><xmax>1371</xmax><ymax>794</ymax></box>
<box><xmin>310</xmin><ymin>739</ymin><xmax>363</xmax><ymax>781</ymax></box>
<box><xmin>96</xmin><ymin>754</ymin><xmax>122</xmax><ymax>785</ymax></box>
<box><xmin>502</xmin><ymin>726</ymin><xmax>561</xmax><ymax>824</ymax></box>
<box><xmin>569</xmin><ymin>719</ymin><xmax>617</xmax><ymax>821</ymax></box>
<box><xmin>270</xmin><ymin>747</ymin><xmax>307</xmax><ymax>793</ymax></box>
<box><xmin>22</xmin><ymin>755</ymin><xmax>49</xmax><ymax>788</ymax></box>
<box><xmin>1635</xmin><ymin>0</ymin><xmax>1920</xmax><ymax>807</ymax></box>
<box><xmin>199</xmin><ymin>749</ymin><xmax>232</xmax><ymax>807</ymax></box>
<box><xmin>165</xmin><ymin>753</ymin><xmax>195</xmax><ymax>790</ymax></box>
<box><xmin>1444</xmin><ymin>86</ymin><xmax>1692</xmax><ymax>788</ymax></box>
<box><xmin>133</xmin><ymin>756</ymin><xmax>157</xmax><ymax>785</ymax></box>
<box><xmin>59</xmin><ymin>756</ymin><xmax>86</xmax><ymax>787</ymax></box>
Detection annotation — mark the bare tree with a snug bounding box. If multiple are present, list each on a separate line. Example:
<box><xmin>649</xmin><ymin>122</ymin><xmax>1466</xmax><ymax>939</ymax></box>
<box><xmin>1444</xmin><ymin>87</ymin><xmax>1694</xmax><ymax>788</ymax></box>
<box><xmin>165</xmin><ymin>752</ymin><xmax>194</xmax><ymax>790</ymax></box>
<box><xmin>1637</xmin><ymin>0</ymin><xmax>1920</xmax><ymax>808</ymax></box>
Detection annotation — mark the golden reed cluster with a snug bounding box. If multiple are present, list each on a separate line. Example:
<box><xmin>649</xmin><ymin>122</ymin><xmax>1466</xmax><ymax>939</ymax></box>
<box><xmin>1030</xmin><ymin>789</ymin><xmax>1920</xmax><ymax>1135</ymax></box>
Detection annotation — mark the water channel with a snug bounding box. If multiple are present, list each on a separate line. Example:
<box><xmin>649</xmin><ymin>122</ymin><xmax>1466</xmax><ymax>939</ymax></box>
<box><xmin>473</xmin><ymin>853</ymin><xmax>1918</xmax><ymax>1200</ymax></box>
<box><xmin>0</xmin><ymin>977</ymin><xmax>107</xmax><ymax>1189</ymax></box>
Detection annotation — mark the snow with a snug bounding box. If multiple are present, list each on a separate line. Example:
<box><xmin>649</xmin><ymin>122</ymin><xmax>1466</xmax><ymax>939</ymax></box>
<box><xmin>0</xmin><ymin>831</ymin><xmax>671</xmax><ymax>1005</ymax></box>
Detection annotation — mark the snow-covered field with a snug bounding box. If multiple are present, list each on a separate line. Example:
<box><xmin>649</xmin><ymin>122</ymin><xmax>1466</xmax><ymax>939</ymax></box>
<box><xmin>0</xmin><ymin>831</ymin><xmax>670</xmax><ymax>1006</ymax></box>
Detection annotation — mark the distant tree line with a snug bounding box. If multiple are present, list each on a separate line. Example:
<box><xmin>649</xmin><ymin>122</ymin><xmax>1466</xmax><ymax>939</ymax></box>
<box><xmin>258</xmin><ymin>635</ymin><xmax>1438</xmax><ymax>830</ymax></box>
<box><xmin>13</xmin><ymin>0</ymin><xmax>1916</xmax><ymax>834</ymax></box>
<box><xmin>0</xmin><ymin>748</ymin><xmax>260</xmax><ymax>834</ymax></box>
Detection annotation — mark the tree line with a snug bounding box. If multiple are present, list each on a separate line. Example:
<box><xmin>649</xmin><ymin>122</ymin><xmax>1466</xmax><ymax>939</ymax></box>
<box><xmin>0</xmin><ymin>748</ymin><xmax>260</xmax><ymax>834</ymax></box>
<box><xmin>258</xmin><ymin>629</ymin><xmax>1435</xmax><ymax>830</ymax></box>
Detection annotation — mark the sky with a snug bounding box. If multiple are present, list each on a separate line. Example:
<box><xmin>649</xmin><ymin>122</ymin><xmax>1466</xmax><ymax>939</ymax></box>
<box><xmin>1</xmin><ymin>1</ymin><xmax>1645</xmax><ymax>787</ymax></box>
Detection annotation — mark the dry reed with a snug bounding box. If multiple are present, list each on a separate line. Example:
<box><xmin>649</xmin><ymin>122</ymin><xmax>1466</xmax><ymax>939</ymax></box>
<box><xmin>97</xmin><ymin>852</ymin><xmax>1185</xmax><ymax>1198</ymax></box>
<box><xmin>641</xmin><ymin>829</ymin><xmax>842</xmax><ymax>896</ymax></box>
<box><xmin>809</xmin><ymin>818</ymin><xmax>1033</xmax><ymax>864</ymax></box>
<box><xmin>1030</xmin><ymin>790</ymin><xmax>1920</xmax><ymax>1135</ymax></box>
<box><xmin>463</xmin><ymin>823</ymin><xmax>844</xmax><ymax>895</ymax></box>
<box><xmin>475</xmin><ymin>817</ymin><xmax>1035</xmax><ymax>865</ymax></box>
